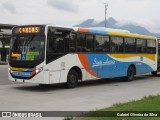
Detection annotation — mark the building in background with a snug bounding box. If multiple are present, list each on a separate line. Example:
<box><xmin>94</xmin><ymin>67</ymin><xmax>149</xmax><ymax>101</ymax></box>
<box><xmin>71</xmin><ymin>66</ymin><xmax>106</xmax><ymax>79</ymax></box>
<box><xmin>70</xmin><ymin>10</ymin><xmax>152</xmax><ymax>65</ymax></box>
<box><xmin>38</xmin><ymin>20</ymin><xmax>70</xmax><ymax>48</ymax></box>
<box><xmin>0</xmin><ymin>24</ymin><xmax>16</xmax><ymax>63</ymax></box>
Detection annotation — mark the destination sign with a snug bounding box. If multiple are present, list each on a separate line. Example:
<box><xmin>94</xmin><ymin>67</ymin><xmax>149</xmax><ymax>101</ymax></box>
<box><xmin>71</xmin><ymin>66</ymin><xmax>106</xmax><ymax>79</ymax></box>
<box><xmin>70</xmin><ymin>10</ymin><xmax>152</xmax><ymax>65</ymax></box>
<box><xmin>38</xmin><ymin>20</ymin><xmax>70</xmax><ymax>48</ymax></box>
<box><xmin>14</xmin><ymin>27</ymin><xmax>41</xmax><ymax>34</ymax></box>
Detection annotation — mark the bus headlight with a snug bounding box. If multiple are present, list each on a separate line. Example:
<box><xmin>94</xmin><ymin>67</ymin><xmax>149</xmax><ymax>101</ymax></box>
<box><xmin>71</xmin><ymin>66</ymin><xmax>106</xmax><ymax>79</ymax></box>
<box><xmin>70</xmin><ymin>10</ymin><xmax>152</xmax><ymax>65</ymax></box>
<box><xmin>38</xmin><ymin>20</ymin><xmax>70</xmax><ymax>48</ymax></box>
<box><xmin>36</xmin><ymin>69</ymin><xmax>40</xmax><ymax>73</ymax></box>
<box><xmin>36</xmin><ymin>67</ymin><xmax>43</xmax><ymax>74</ymax></box>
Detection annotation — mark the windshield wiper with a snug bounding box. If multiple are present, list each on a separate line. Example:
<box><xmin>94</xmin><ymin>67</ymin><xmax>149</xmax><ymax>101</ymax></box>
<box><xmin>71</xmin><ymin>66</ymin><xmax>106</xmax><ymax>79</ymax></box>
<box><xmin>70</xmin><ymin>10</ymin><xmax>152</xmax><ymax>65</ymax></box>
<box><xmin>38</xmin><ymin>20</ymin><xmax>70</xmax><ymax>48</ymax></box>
<box><xmin>22</xmin><ymin>35</ymin><xmax>35</xmax><ymax>52</ymax></box>
<box><xmin>25</xmin><ymin>35</ymin><xmax>35</xmax><ymax>46</ymax></box>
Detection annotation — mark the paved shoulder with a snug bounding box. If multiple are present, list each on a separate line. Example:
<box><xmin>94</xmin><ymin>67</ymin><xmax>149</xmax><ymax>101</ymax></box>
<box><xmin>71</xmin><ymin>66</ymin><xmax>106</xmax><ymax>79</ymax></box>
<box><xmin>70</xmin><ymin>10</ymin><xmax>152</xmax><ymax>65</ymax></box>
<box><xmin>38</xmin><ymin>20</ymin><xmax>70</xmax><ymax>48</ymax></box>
<box><xmin>0</xmin><ymin>76</ymin><xmax>160</xmax><ymax>111</ymax></box>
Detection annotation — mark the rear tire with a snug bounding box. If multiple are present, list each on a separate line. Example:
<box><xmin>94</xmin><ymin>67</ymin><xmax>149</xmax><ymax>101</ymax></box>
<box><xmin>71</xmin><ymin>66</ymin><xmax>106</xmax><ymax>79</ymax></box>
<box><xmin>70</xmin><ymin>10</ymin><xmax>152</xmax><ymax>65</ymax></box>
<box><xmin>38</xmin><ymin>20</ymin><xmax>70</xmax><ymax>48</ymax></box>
<box><xmin>125</xmin><ymin>66</ymin><xmax>135</xmax><ymax>81</ymax></box>
<box><xmin>151</xmin><ymin>71</ymin><xmax>157</xmax><ymax>76</ymax></box>
<box><xmin>66</xmin><ymin>70</ymin><xmax>78</xmax><ymax>88</ymax></box>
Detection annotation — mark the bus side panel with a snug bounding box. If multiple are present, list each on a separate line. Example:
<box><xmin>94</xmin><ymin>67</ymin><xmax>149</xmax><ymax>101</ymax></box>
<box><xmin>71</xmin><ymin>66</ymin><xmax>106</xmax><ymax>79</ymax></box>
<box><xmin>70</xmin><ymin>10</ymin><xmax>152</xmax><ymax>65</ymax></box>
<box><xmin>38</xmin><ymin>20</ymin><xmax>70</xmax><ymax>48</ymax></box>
<box><xmin>77</xmin><ymin>54</ymin><xmax>156</xmax><ymax>79</ymax></box>
<box><xmin>158</xmin><ymin>44</ymin><xmax>160</xmax><ymax>72</ymax></box>
<box><xmin>77</xmin><ymin>54</ymin><xmax>100</xmax><ymax>80</ymax></box>
<box><xmin>45</xmin><ymin>60</ymin><xmax>64</xmax><ymax>84</ymax></box>
<box><xmin>32</xmin><ymin>71</ymin><xmax>49</xmax><ymax>84</ymax></box>
<box><xmin>90</xmin><ymin>54</ymin><xmax>126</xmax><ymax>78</ymax></box>
<box><xmin>60</xmin><ymin>54</ymin><xmax>77</xmax><ymax>83</ymax></box>
<box><xmin>45</xmin><ymin>54</ymin><xmax>78</xmax><ymax>84</ymax></box>
<box><xmin>75</xmin><ymin>55</ymin><xmax>93</xmax><ymax>80</ymax></box>
<box><xmin>49</xmin><ymin>71</ymin><xmax>61</xmax><ymax>84</ymax></box>
<box><xmin>78</xmin><ymin>54</ymin><xmax>128</xmax><ymax>79</ymax></box>
<box><xmin>109</xmin><ymin>54</ymin><xmax>156</xmax><ymax>75</ymax></box>
<box><xmin>60</xmin><ymin>54</ymin><xmax>95</xmax><ymax>82</ymax></box>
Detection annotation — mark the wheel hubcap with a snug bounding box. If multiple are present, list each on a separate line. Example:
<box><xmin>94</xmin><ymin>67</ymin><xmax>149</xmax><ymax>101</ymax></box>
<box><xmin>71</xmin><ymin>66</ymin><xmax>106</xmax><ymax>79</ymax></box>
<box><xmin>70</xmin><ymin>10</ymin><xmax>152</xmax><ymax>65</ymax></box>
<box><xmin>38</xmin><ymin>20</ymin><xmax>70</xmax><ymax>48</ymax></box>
<box><xmin>70</xmin><ymin>74</ymin><xmax>76</xmax><ymax>84</ymax></box>
<box><xmin>128</xmin><ymin>69</ymin><xmax>134</xmax><ymax>79</ymax></box>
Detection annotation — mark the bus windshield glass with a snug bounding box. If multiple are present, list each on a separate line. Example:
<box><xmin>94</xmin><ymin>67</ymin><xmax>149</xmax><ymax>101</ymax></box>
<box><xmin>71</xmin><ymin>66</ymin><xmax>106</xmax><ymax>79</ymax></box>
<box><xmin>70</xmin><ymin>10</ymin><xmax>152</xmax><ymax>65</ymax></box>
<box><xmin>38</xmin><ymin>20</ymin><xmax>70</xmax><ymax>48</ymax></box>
<box><xmin>10</xmin><ymin>35</ymin><xmax>45</xmax><ymax>61</ymax></box>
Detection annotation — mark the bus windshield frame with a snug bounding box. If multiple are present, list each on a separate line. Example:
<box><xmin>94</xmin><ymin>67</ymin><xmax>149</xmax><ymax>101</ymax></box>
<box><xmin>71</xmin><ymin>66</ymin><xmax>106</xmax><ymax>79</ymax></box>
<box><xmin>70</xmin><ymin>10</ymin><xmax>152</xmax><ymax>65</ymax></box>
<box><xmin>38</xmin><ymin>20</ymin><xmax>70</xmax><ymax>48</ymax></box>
<box><xmin>10</xmin><ymin>34</ymin><xmax>45</xmax><ymax>61</ymax></box>
<box><xmin>9</xmin><ymin>26</ymin><xmax>46</xmax><ymax>68</ymax></box>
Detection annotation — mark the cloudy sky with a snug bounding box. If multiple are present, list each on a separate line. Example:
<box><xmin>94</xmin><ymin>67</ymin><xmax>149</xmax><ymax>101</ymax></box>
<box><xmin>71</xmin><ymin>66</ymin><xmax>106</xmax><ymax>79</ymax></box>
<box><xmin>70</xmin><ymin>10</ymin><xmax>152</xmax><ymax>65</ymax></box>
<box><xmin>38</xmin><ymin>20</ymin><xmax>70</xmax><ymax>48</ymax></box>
<box><xmin>0</xmin><ymin>0</ymin><xmax>160</xmax><ymax>33</ymax></box>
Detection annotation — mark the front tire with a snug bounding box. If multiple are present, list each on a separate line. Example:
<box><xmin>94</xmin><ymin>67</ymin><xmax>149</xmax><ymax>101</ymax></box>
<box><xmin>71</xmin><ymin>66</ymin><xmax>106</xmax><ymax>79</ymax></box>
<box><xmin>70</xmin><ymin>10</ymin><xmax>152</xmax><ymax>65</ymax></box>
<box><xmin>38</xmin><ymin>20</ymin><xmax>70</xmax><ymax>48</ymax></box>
<box><xmin>66</xmin><ymin>70</ymin><xmax>78</xmax><ymax>88</ymax></box>
<box><xmin>125</xmin><ymin>66</ymin><xmax>135</xmax><ymax>81</ymax></box>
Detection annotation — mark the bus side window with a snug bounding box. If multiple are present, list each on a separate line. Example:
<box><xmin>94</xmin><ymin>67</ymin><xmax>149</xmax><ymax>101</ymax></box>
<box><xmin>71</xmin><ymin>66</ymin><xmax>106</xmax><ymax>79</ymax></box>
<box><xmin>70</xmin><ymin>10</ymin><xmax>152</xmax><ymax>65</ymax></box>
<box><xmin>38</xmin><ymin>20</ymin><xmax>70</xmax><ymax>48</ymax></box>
<box><xmin>77</xmin><ymin>33</ymin><xmax>86</xmax><ymax>52</ymax></box>
<box><xmin>77</xmin><ymin>33</ymin><xmax>94</xmax><ymax>53</ymax></box>
<box><xmin>47</xmin><ymin>29</ymin><xmax>55</xmax><ymax>53</ymax></box>
<box><xmin>95</xmin><ymin>35</ymin><xmax>110</xmax><ymax>52</ymax></box>
<box><xmin>124</xmin><ymin>38</ymin><xmax>136</xmax><ymax>53</ymax></box>
<box><xmin>137</xmin><ymin>39</ymin><xmax>147</xmax><ymax>53</ymax></box>
<box><xmin>110</xmin><ymin>37</ymin><xmax>123</xmax><ymax>53</ymax></box>
<box><xmin>46</xmin><ymin>28</ymin><xmax>66</xmax><ymax>64</ymax></box>
<box><xmin>86</xmin><ymin>34</ymin><xmax>94</xmax><ymax>52</ymax></box>
<box><xmin>68</xmin><ymin>32</ymin><xmax>76</xmax><ymax>53</ymax></box>
<box><xmin>147</xmin><ymin>40</ymin><xmax>156</xmax><ymax>53</ymax></box>
<box><xmin>47</xmin><ymin>28</ymin><xmax>73</xmax><ymax>54</ymax></box>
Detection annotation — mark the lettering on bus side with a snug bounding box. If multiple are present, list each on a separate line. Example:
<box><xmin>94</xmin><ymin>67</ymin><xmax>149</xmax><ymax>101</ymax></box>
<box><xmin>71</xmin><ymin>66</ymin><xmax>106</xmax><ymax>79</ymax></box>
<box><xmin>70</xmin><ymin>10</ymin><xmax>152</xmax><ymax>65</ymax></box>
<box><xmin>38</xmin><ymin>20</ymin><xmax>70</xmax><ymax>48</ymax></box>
<box><xmin>92</xmin><ymin>58</ymin><xmax>115</xmax><ymax>67</ymax></box>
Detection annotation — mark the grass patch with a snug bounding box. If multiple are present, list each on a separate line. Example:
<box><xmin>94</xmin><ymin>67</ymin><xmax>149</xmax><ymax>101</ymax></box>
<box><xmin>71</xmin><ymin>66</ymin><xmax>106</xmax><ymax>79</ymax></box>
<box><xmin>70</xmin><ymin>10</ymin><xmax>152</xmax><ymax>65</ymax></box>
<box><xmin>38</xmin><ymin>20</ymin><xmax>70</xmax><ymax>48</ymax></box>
<box><xmin>75</xmin><ymin>95</ymin><xmax>160</xmax><ymax>120</ymax></box>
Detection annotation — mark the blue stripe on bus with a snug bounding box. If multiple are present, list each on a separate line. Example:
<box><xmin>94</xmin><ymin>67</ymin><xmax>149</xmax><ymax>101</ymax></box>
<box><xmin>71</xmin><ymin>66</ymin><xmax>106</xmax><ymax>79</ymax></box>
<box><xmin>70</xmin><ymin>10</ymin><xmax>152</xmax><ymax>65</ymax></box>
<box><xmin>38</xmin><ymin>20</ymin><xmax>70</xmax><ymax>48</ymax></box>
<box><xmin>85</xmin><ymin>54</ymin><xmax>154</xmax><ymax>78</ymax></box>
<box><xmin>11</xmin><ymin>71</ymin><xmax>32</xmax><ymax>78</ymax></box>
<box><xmin>89</xmin><ymin>29</ymin><xmax>108</xmax><ymax>35</ymax></box>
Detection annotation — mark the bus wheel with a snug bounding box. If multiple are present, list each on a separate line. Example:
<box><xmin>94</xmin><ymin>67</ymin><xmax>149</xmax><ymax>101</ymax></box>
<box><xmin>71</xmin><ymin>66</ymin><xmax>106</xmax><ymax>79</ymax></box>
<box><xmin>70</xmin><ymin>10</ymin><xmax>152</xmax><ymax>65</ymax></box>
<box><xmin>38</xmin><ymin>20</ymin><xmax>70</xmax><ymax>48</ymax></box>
<box><xmin>66</xmin><ymin>70</ymin><xmax>78</xmax><ymax>88</ymax></box>
<box><xmin>125</xmin><ymin>66</ymin><xmax>135</xmax><ymax>81</ymax></box>
<box><xmin>151</xmin><ymin>71</ymin><xmax>157</xmax><ymax>76</ymax></box>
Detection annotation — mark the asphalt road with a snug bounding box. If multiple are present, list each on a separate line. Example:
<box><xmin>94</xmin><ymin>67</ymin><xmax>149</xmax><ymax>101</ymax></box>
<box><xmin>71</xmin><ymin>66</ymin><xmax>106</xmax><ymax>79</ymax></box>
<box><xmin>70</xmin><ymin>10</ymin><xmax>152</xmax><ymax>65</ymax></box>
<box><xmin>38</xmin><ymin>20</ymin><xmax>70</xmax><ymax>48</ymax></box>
<box><xmin>0</xmin><ymin>65</ymin><xmax>12</xmax><ymax>85</ymax></box>
<box><xmin>0</xmin><ymin>65</ymin><xmax>23</xmax><ymax>85</ymax></box>
<box><xmin>0</xmin><ymin>65</ymin><xmax>160</xmax><ymax>120</ymax></box>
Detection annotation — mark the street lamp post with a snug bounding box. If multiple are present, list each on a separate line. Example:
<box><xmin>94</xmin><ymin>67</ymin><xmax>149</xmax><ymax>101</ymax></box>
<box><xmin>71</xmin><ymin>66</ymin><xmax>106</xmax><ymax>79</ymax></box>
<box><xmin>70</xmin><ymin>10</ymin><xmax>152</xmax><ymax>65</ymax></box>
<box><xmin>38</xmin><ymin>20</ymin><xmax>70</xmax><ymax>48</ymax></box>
<box><xmin>104</xmin><ymin>3</ymin><xmax>108</xmax><ymax>28</ymax></box>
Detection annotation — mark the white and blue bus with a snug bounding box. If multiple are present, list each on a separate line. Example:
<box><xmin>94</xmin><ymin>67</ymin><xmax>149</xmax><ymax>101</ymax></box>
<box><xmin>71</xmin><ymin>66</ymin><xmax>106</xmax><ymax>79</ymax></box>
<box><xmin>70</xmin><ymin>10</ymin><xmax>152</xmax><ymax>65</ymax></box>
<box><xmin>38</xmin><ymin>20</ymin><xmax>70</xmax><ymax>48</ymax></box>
<box><xmin>8</xmin><ymin>25</ymin><xmax>158</xmax><ymax>88</ymax></box>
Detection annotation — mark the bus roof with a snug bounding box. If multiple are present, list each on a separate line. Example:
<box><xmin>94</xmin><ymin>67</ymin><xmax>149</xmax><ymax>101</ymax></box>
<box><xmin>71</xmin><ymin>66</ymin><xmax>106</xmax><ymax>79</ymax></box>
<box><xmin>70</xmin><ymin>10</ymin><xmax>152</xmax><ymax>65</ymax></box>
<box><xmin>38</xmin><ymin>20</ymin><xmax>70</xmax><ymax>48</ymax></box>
<box><xmin>15</xmin><ymin>25</ymin><xmax>156</xmax><ymax>40</ymax></box>
<box><xmin>76</xmin><ymin>27</ymin><xmax>156</xmax><ymax>40</ymax></box>
<box><xmin>48</xmin><ymin>25</ymin><xmax>156</xmax><ymax>40</ymax></box>
<box><xmin>89</xmin><ymin>27</ymin><xmax>130</xmax><ymax>33</ymax></box>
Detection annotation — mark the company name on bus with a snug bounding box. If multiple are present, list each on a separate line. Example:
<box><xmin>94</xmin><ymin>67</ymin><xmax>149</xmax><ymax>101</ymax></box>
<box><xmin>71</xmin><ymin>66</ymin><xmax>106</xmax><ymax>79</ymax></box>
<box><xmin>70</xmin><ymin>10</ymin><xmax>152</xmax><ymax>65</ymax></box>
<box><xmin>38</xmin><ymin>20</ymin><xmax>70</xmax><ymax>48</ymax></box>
<box><xmin>92</xmin><ymin>58</ymin><xmax>115</xmax><ymax>67</ymax></box>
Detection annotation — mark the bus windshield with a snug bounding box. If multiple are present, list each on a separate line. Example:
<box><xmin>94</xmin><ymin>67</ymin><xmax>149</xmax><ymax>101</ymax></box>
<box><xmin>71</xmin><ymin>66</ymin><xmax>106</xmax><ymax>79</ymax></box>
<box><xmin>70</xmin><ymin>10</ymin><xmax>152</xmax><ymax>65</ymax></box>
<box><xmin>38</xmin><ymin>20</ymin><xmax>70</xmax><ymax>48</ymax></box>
<box><xmin>10</xmin><ymin>35</ymin><xmax>45</xmax><ymax>61</ymax></box>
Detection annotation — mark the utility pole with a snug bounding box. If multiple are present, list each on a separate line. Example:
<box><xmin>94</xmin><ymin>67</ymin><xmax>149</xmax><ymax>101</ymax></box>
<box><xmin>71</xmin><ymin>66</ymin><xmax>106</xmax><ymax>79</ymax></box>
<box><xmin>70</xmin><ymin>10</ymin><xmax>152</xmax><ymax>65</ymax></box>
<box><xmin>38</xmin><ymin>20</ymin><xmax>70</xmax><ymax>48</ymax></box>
<box><xmin>104</xmin><ymin>3</ymin><xmax>108</xmax><ymax>28</ymax></box>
